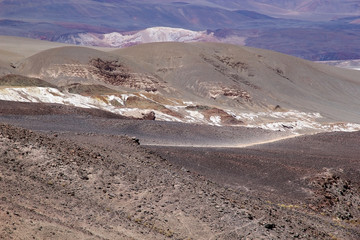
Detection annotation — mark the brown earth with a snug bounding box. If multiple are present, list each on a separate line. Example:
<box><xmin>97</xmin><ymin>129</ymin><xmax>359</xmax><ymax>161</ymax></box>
<box><xmin>0</xmin><ymin>101</ymin><xmax>128</xmax><ymax>119</ymax></box>
<box><xmin>146</xmin><ymin>132</ymin><xmax>360</xmax><ymax>206</ymax></box>
<box><xmin>1</xmin><ymin>39</ymin><xmax>360</xmax><ymax>239</ymax></box>
<box><xmin>8</xmin><ymin>40</ymin><xmax>360</xmax><ymax>125</ymax></box>
<box><xmin>185</xmin><ymin>105</ymin><xmax>244</xmax><ymax>125</ymax></box>
<box><xmin>0</xmin><ymin>102</ymin><xmax>359</xmax><ymax>239</ymax></box>
<box><xmin>65</xmin><ymin>83</ymin><xmax>120</xmax><ymax>96</ymax></box>
<box><xmin>0</xmin><ymin>74</ymin><xmax>56</xmax><ymax>88</ymax></box>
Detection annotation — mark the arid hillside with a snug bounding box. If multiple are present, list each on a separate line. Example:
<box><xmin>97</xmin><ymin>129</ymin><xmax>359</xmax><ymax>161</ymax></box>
<box><xmin>0</xmin><ymin>36</ymin><xmax>360</xmax><ymax>239</ymax></box>
<box><xmin>1</xmin><ymin>38</ymin><xmax>360</xmax><ymax>133</ymax></box>
<box><xmin>0</xmin><ymin>108</ymin><xmax>359</xmax><ymax>239</ymax></box>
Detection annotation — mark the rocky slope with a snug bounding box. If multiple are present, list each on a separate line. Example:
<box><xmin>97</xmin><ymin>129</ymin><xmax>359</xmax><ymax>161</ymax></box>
<box><xmin>0</xmin><ymin>36</ymin><xmax>360</xmax><ymax>240</ymax></box>
<box><xmin>1</xmin><ymin>41</ymin><xmax>360</xmax><ymax>133</ymax></box>
<box><xmin>0</xmin><ymin>121</ymin><xmax>359</xmax><ymax>239</ymax></box>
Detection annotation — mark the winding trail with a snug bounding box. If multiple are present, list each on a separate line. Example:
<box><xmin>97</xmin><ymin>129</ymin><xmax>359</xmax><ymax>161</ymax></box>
<box><xmin>142</xmin><ymin>134</ymin><xmax>304</xmax><ymax>148</ymax></box>
<box><xmin>235</xmin><ymin>134</ymin><xmax>304</xmax><ymax>148</ymax></box>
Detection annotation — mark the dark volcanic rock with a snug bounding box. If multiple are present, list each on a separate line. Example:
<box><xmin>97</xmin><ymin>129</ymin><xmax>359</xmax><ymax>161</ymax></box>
<box><xmin>0</xmin><ymin>118</ymin><xmax>359</xmax><ymax>239</ymax></box>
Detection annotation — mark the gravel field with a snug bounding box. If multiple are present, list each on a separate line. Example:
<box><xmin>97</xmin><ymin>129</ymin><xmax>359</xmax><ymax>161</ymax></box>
<box><xmin>0</xmin><ymin>102</ymin><xmax>359</xmax><ymax>239</ymax></box>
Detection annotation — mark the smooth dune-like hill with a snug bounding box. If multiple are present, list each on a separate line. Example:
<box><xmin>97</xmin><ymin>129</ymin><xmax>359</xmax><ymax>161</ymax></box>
<box><xmin>2</xmin><ymin>38</ymin><xmax>360</xmax><ymax>130</ymax></box>
<box><xmin>0</xmin><ymin>58</ymin><xmax>12</xmax><ymax>75</ymax></box>
<box><xmin>17</xmin><ymin>46</ymin><xmax>120</xmax><ymax>85</ymax></box>
<box><xmin>16</xmin><ymin>46</ymin><xmax>165</xmax><ymax>92</ymax></box>
<box><xmin>0</xmin><ymin>35</ymin><xmax>70</xmax><ymax>62</ymax></box>
<box><xmin>115</xmin><ymin>42</ymin><xmax>360</xmax><ymax>123</ymax></box>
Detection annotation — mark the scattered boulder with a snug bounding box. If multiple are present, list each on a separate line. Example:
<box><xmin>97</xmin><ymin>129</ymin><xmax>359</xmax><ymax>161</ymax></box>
<box><xmin>141</xmin><ymin>111</ymin><xmax>156</xmax><ymax>120</ymax></box>
<box><xmin>264</xmin><ymin>223</ymin><xmax>276</xmax><ymax>230</ymax></box>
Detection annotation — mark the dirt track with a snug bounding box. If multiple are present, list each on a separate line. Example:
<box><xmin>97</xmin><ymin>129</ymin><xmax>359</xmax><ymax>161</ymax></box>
<box><xmin>146</xmin><ymin>132</ymin><xmax>360</xmax><ymax>203</ymax></box>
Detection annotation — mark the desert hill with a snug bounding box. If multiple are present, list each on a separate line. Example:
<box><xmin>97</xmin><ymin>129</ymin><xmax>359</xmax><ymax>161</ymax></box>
<box><xmin>2</xmin><ymin>121</ymin><xmax>359</xmax><ymax>239</ymax></box>
<box><xmin>114</xmin><ymin>42</ymin><xmax>360</xmax><ymax>122</ymax></box>
<box><xmin>1</xmin><ymin>40</ymin><xmax>358</xmax><ymax>131</ymax></box>
<box><xmin>0</xmin><ymin>35</ymin><xmax>70</xmax><ymax>62</ymax></box>
<box><xmin>1</xmin><ymin>37</ymin><xmax>360</xmax><ymax>239</ymax></box>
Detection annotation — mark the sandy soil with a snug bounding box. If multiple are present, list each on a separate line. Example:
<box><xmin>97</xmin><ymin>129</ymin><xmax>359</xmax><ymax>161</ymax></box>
<box><xmin>0</xmin><ymin>36</ymin><xmax>111</xmax><ymax>63</ymax></box>
<box><xmin>0</xmin><ymin>102</ymin><xmax>359</xmax><ymax>239</ymax></box>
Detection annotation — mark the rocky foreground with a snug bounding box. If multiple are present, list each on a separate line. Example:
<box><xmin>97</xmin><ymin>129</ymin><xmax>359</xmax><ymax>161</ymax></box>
<box><xmin>1</xmin><ymin>121</ymin><xmax>359</xmax><ymax>240</ymax></box>
<box><xmin>1</xmin><ymin>30</ymin><xmax>360</xmax><ymax>240</ymax></box>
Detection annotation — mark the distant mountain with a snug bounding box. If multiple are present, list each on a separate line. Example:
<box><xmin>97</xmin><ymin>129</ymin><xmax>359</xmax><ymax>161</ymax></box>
<box><xmin>259</xmin><ymin>0</ymin><xmax>360</xmax><ymax>17</ymax></box>
<box><xmin>54</xmin><ymin>27</ymin><xmax>219</xmax><ymax>47</ymax></box>
<box><xmin>1</xmin><ymin>1</ymin><xmax>358</xmax><ymax>27</ymax></box>
<box><xmin>52</xmin><ymin>23</ymin><xmax>360</xmax><ymax>61</ymax></box>
<box><xmin>0</xmin><ymin>0</ymin><xmax>273</xmax><ymax>30</ymax></box>
<box><xmin>320</xmin><ymin>59</ymin><xmax>360</xmax><ymax>71</ymax></box>
<box><xmin>185</xmin><ymin>0</ymin><xmax>360</xmax><ymax>20</ymax></box>
<box><xmin>0</xmin><ymin>0</ymin><xmax>360</xmax><ymax>60</ymax></box>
